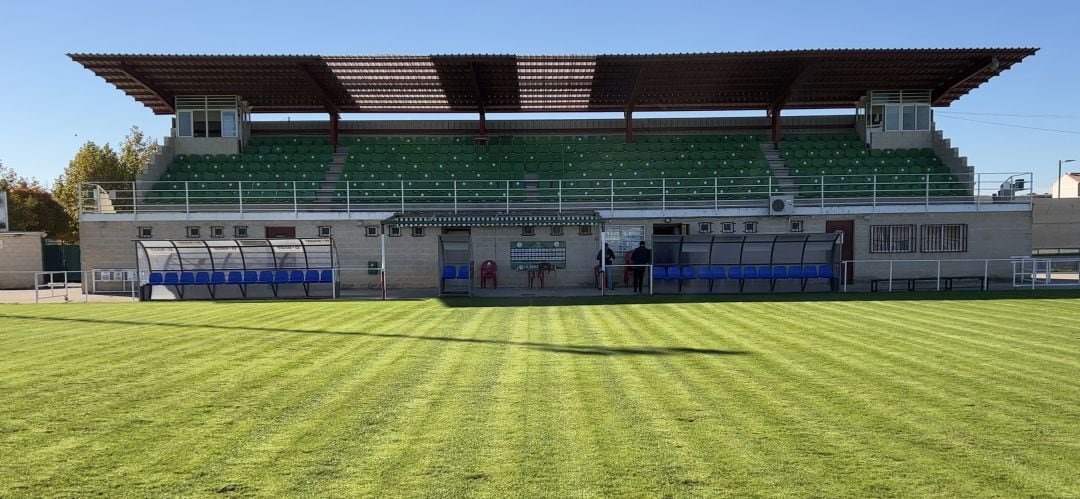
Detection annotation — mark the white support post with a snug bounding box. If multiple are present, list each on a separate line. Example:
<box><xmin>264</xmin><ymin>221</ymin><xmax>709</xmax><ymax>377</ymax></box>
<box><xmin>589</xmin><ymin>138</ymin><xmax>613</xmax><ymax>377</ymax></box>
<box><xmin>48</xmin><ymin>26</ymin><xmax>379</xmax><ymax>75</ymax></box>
<box><xmin>400</xmin><ymin>181</ymin><xmax>405</xmax><ymax>213</ymax></box>
<box><xmin>599</xmin><ymin>229</ymin><xmax>606</xmax><ymax>296</ymax></box>
<box><xmin>184</xmin><ymin>182</ymin><xmax>190</xmax><ymax>214</ymax></box>
<box><xmin>506</xmin><ymin>180</ymin><xmax>510</xmax><ymax>214</ymax></box>
<box><xmin>453</xmin><ymin>180</ymin><xmax>458</xmax><ymax>214</ymax></box>
<box><xmin>975</xmin><ymin>173</ymin><xmax>982</xmax><ymax>207</ymax></box>
<box><xmin>936</xmin><ymin>260</ymin><xmax>941</xmax><ymax>291</ymax></box>
<box><xmin>888</xmin><ymin>261</ymin><xmax>893</xmax><ymax>292</ymax></box>
<box><xmin>345</xmin><ymin>183</ymin><xmax>350</xmax><ymax>214</ymax></box>
<box><xmin>380</xmin><ymin>231</ymin><xmax>387</xmax><ymax>300</ymax></box>
<box><xmin>132</xmin><ymin>181</ymin><xmax>138</xmax><ymax>216</ymax></box>
<box><xmin>293</xmin><ymin>181</ymin><xmax>298</xmax><ymax>215</ymax></box>
<box><xmin>925</xmin><ymin>174</ymin><xmax>930</xmax><ymax>207</ymax></box>
<box><xmin>713</xmin><ymin>177</ymin><xmax>719</xmax><ymax>211</ymax></box>
<box><xmin>984</xmin><ymin>259</ymin><xmax>989</xmax><ymax>291</ymax></box>
<box><xmin>238</xmin><ymin>180</ymin><xmax>244</xmax><ymax>214</ymax></box>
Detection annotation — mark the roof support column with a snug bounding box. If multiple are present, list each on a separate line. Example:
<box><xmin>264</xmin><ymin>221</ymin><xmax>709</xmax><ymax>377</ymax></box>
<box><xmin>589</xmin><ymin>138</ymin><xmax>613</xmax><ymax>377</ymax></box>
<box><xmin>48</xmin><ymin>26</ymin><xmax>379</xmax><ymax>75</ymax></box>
<box><xmin>768</xmin><ymin>106</ymin><xmax>782</xmax><ymax>143</ymax></box>
<box><xmin>624</xmin><ymin>110</ymin><xmax>634</xmax><ymax>143</ymax></box>
<box><xmin>329</xmin><ymin>112</ymin><xmax>340</xmax><ymax>147</ymax></box>
<box><xmin>478</xmin><ymin>108</ymin><xmax>486</xmax><ymax>138</ymax></box>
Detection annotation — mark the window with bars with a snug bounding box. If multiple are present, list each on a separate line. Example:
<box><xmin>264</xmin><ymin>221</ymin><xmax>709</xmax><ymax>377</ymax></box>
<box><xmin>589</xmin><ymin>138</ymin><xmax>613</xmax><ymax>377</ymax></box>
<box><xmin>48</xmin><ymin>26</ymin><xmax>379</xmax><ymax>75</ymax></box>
<box><xmin>921</xmin><ymin>224</ymin><xmax>967</xmax><ymax>253</ymax></box>
<box><xmin>870</xmin><ymin>225</ymin><xmax>916</xmax><ymax>253</ymax></box>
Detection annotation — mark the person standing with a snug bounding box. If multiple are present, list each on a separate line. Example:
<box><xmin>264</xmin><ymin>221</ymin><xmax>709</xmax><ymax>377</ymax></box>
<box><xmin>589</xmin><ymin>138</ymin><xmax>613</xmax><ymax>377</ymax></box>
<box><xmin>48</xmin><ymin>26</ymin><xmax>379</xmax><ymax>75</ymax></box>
<box><xmin>630</xmin><ymin>240</ymin><xmax>651</xmax><ymax>294</ymax></box>
<box><xmin>596</xmin><ymin>243</ymin><xmax>616</xmax><ymax>290</ymax></box>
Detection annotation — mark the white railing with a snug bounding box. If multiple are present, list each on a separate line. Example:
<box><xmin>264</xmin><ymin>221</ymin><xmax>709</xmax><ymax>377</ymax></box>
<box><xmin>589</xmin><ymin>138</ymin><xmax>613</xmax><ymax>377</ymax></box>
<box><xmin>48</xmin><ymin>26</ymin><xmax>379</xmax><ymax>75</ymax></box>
<box><xmin>78</xmin><ymin>172</ymin><xmax>1033</xmax><ymax>215</ymax></box>
<box><xmin>837</xmin><ymin>257</ymin><xmax>1080</xmax><ymax>292</ymax></box>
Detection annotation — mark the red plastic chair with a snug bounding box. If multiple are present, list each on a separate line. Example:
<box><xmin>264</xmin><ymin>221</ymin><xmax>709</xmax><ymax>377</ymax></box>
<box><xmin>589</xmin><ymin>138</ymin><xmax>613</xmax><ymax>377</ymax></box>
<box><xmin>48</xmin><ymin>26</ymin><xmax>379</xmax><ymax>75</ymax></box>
<box><xmin>480</xmin><ymin>260</ymin><xmax>497</xmax><ymax>288</ymax></box>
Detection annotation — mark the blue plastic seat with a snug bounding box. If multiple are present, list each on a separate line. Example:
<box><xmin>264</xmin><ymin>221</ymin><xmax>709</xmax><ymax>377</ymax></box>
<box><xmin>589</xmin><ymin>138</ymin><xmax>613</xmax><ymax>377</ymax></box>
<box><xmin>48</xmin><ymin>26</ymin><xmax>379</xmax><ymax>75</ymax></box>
<box><xmin>163</xmin><ymin>272</ymin><xmax>179</xmax><ymax>285</ymax></box>
<box><xmin>743</xmin><ymin>266</ymin><xmax>758</xmax><ymax>279</ymax></box>
<box><xmin>178</xmin><ymin>272</ymin><xmax>195</xmax><ymax>285</ymax></box>
<box><xmin>787</xmin><ymin>265</ymin><xmax>803</xmax><ymax>279</ymax></box>
<box><xmin>305</xmin><ymin>270</ymin><xmax>321</xmax><ymax>283</ymax></box>
<box><xmin>442</xmin><ymin>265</ymin><xmax>456</xmax><ymax>279</ymax></box>
<box><xmin>320</xmin><ymin>269</ymin><xmax>334</xmax><ymax>283</ymax></box>
<box><xmin>244</xmin><ymin>270</ymin><xmax>260</xmax><ymax>284</ymax></box>
<box><xmin>757</xmin><ymin>265</ymin><xmax>772</xmax><ymax>279</ymax></box>
<box><xmin>148</xmin><ymin>272</ymin><xmax>164</xmax><ymax>285</ymax></box>
<box><xmin>666</xmin><ymin>266</ymin><xmax>681</xmax><ymax>280</ymax></box>
<box><xmin>772</xmin><ymin>266</ymin><xmax>788</xmax><ymax>279</ymax></box>
<box><xmin>728</xmin><ymin>266</ymin><xmax>743</xmax><ymax>280</ymax></box>
<box><xmin>802</xmin><ymin>265</ymin><xmax>819</xmax><ymax>279</ymax></box>
<box><xmin>289</xmin><ymin>270</ymin><xmax>305</xmax><ymax>283</ymax></box>
<box><xmin>681</xmin><ymin>266</ymin><xmax>697</xmax><ymax>279</ymax></box>
<box><xmin>709</xmin><ymin>266</ymin><xmax>725</xmax><ymax>280</ymax></box>
<box><xmin>194</xmin><ymin>272</ymin><xmax>210</xmax><ymax>285</ymax></box>
<box><xmin>274</xmin><ymin>270</ymin><xmax>290</xmax><ymax>284</ymax></box>
<box><xmin>210</xmin><ymin>272</ymin><xmax>226</xmax><ymax>285</ymax></box>
<box><xmin>457</xmin><ymin>266</ymin><xmax>470</xmax><ymax>279</ymax></box>
<box><xmin>258</xmin><ymin>270</ymin><xmax>275</xmax><ymax>284</ymax></box>
<box><xmin>227</xmin><ymin>271</ymin><xmax>244</xmax><ymax>284</ymax></box>
<box><xmin>653</xmin><ymin>266</ymin><xmax>668</xmax><ymax>280</ymax></box>
<box><xmin>818</xmin><ymin>264</ymin><xmax>834</xmax><ymax>278</ymax></box>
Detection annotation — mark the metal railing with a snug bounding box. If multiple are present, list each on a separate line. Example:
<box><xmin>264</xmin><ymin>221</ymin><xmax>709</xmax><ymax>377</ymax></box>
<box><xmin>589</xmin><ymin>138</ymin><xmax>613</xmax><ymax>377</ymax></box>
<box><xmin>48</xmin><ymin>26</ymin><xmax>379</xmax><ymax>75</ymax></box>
<box><xmin>79</xmin><ymin>172</ymin><xmax>1033</xmax><ymax>215</ymax></box>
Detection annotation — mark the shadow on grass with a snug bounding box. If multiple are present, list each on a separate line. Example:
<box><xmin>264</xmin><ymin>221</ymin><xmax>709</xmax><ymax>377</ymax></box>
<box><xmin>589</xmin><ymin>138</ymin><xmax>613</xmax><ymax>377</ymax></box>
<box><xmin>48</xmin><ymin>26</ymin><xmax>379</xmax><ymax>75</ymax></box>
<box><xmin>437</xmin><ymin>289</ymin><xmax>1080</xmax><ymax>307</ymax></box>
<box><xmin>0</xmin><ymin>313</ymin><xmax>749</xmax><ymax>358</ymax></box>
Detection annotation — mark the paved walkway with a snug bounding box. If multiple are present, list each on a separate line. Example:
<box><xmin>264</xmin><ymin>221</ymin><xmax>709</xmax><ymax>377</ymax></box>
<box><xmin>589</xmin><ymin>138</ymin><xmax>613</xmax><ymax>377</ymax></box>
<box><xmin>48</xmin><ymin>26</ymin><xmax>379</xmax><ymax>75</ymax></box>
<box><xmin>0</xmin><ymin>286</ymin><xmax>137</xmax><ymax>304</ymax></box>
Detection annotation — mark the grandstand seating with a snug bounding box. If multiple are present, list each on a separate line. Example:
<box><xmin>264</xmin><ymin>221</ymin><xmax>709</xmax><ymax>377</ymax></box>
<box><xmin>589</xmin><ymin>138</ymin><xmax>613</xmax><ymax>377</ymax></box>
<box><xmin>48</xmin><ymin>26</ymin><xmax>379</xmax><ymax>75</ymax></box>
<box><xmin>146</xmin><ymin>136</ymin><xmax>334</xmax><ymax>204</ymax></box>
<box><xmin>335</xmin><ymin>133</ymin><xmax>772</xmax><ymax>202</ymax></box>
<box><xmin>779</xmin><ymin>133</ymin><xmax>966</xmax><ymax>197</ymax></box>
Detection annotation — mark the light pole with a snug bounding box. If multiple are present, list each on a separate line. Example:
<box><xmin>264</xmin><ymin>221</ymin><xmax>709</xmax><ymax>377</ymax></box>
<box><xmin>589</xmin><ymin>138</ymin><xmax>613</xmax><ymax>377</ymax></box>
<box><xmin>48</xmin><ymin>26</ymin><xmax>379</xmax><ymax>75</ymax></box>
<box><xmin>1059</xmin><ymin>159</ymin><xmax>1075</xmax><ymax>198</ymax></box>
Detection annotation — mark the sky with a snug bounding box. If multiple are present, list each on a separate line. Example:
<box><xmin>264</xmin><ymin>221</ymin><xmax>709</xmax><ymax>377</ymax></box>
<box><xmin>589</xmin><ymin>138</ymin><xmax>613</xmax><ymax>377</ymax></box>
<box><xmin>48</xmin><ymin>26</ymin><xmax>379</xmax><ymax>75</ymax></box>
<box><xmin>0</xmin><ymin>0</ymin><xmax>1077</xmax><ymax>192</ymax></box>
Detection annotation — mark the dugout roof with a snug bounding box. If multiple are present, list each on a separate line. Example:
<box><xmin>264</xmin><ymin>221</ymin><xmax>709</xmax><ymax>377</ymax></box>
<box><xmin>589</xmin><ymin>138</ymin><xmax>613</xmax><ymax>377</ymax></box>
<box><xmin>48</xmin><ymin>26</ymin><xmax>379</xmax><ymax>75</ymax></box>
<box><xmin>70</xmin><ymin>48</ymin><xmax>1036</xmax><ymax>115</ymax></box>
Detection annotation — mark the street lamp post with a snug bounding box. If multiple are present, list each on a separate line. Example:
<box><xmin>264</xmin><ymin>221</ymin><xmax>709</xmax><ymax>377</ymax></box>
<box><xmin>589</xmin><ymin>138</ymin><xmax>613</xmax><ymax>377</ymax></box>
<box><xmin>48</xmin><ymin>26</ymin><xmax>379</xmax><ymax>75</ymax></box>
<box><xmin>1059</xmin><ymin>159</ymin><xmax>1075</xmax><ymax>198</ymax></box>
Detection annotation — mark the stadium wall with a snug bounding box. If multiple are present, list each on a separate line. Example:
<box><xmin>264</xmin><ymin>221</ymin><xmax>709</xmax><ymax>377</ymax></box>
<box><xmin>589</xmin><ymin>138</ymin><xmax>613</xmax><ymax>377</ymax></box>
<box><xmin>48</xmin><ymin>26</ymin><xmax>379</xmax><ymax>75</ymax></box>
<box><xmin>79</xmin><ymin>209</ymin><xmax>1030</xmax><ymax>289</ymax></box>
<box><xmin>0</xmin><ymin>232</ymin><xmax>45</xmax><ymax>289</ymax></box>
<box><xmin>1032</xmin><ymin>197</ymin><xmax>1080</xmax><ymax>250</ymax></box>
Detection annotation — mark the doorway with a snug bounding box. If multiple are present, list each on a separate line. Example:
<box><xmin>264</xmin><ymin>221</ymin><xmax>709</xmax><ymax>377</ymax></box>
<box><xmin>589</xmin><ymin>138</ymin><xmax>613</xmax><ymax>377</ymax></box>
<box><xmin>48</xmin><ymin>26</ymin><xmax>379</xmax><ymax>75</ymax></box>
<box><xmin>652</xmin><ymin>223</ymin><xmax>688</xmax><ymax>236</ymax></box>
<box><xmin>825</xmin><ymin>220</ymin><xmax>854</xmax><ymax>283</ymax></box>
<box><xmin>266</xmin><ymin>226</ymin><xmax>296</xmax><ymax>238</ymax></box>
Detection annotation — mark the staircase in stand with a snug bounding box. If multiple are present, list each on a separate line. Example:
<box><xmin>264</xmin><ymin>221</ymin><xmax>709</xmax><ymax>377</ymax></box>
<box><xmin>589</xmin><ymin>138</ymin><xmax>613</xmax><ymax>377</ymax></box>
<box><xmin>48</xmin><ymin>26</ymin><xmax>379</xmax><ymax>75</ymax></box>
<box><xmin>761</xmin><ymin>142</ymin><xmax>798</xmax><ymax>196</ymax></box>
<box><xmin>315</xmin><ymin>146</ymin><xmax>349</xmax><ymax>203</ymax></box>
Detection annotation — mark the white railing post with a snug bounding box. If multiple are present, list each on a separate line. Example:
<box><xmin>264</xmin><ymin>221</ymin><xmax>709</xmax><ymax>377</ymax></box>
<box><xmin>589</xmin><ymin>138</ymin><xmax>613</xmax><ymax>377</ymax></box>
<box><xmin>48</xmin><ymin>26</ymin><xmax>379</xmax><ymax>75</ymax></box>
<box><xmin>984</xmin><ymin>259</ymin><xmax>989</xmax><ymax>291</ymax></box>
<box><xmin>557</xmin><ymin>179</ymin><xmax>565</xmax><ymax>212</ymax></box>
<box><xmin>610</xmin><ymin>178</ymin><xmax>615</xmax><ymax>212</ymax></box>
<box><xmin>872</xmin><ymin>174</ymin><xmax>877</xmax><ymax>208</ymax></box>
<box><xmin>713</xmin><ymin>177</ymin><xmax>718</xmax><ymax>211</ymax></box>
<box><xmin>184</xmin><ymin>182</ymin><xmax>190</xmax><ymax>214</ymax></box>
<box><xmin>925</xmin><ymin>174</ymin><xmax>930</xmax><ymax>207</ymax></box>
<box><xmin>768</xmin><ymin>175</ymin><xmax>773</xmax><ymax>197</ymax></box>
<box><xmin>400</xmin><ymin>181</ymin><xmax>405</xmax><ymax>213</ymax></box>
<box><xmin>820</xmin><ymin>175</ymin><xmax>825</xmax><ymax>208</ymax></box>
<box><xmin>936</xmin><ymin>260</ymin><xmax>941</xmax><ymax>291</ymax></box>
<box><xmin>132</xmin><ymin>181</ymin><xmax>138</xmax><ymax>216</ymax></box>
<box><xmin>888</xmin><ymin>261</ymin><xmax>893</xmax><ymax>292</ymax></box>
<box><xmin>453</xmin><ymin>180</ymin><xmax>458</xmax><ymax>214</ymax></box>
<box><xmin>293</xmin><ymin>181</ymin><xmax>298</xmax><ymax>215</ymax></box>
<box><xmin>975</xmin><ymin>173</ymin><xmax>982</xmax><ymax>207</ymax></box>
<box><xmin>238</xmin><ymin>180</ymin><xmax>244</xmax><ymax>214</ymax></box>
<box><xmin>662</xmin><ymin>178</ymin><xmax>667</xmax><ymax>212</ymax></box>
<box><xmin>506</xmin><ymin>180</ymin><xmax>510</xmax><ymax>214</ymax></box>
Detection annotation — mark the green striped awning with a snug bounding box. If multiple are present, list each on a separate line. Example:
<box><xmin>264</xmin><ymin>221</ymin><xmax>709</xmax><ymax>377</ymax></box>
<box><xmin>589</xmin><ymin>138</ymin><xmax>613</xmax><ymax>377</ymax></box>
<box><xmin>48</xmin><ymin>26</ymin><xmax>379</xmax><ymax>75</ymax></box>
<box><xmin>384</xmin><ymin>213</ymin><xmax>602</xmax><ymax>228</ymax></box>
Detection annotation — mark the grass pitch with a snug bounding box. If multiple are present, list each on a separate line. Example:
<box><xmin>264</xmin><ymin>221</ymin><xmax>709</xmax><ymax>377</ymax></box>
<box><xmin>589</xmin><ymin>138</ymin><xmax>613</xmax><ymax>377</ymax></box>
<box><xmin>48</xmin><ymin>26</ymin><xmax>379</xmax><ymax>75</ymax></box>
<box><xmin>1</xmin><ymin>293</ymin><xmax>1078</xmax><ymax>497</ymax></box>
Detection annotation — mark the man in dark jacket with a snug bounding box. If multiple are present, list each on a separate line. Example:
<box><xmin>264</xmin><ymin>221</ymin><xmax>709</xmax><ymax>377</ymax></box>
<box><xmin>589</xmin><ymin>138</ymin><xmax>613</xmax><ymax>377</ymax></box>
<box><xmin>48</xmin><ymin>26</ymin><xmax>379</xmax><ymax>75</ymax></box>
<box><xmin>629</xmin><ymin>240</ymin><xmax>651</xmax><ymax>293</ymax></box>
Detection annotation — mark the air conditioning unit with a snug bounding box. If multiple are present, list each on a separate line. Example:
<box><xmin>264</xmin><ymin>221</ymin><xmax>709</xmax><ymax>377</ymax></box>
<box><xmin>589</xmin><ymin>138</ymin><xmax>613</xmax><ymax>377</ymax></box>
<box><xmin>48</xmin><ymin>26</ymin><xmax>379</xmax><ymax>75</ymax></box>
<box><xmin>769</xmin><ymin>195</ymin><xmax>794</xmax><ymax>215</ymax></box>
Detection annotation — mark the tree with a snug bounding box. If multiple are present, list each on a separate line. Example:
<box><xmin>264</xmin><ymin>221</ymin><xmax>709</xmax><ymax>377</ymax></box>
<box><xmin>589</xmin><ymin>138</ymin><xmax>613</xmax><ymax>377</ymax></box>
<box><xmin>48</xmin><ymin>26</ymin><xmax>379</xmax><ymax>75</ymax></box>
<box><xmin>52</xmin><ymin>126</ymin><xmax>159</xmax><ymax>240</ymax></box>
<box><xmin>0</xmin><ymin>161</ymin><xmax>73</xmax><ymax>240</ymax></box>
<box><xmin>119</xmin><ymin>126</ymin><xmax>159</xmax><ymax>178</ymax></box>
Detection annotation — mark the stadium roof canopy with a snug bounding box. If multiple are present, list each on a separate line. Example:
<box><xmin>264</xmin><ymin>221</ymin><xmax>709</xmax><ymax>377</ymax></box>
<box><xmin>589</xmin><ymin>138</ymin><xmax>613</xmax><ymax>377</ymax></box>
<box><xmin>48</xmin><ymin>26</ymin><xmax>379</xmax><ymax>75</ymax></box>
<box><xmin>70</xmin><ymin>48</ymin><xmax>1036</xmax><ymax>115</ymax></box>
